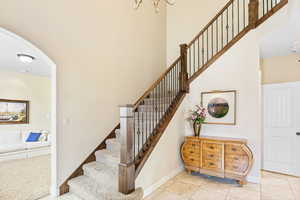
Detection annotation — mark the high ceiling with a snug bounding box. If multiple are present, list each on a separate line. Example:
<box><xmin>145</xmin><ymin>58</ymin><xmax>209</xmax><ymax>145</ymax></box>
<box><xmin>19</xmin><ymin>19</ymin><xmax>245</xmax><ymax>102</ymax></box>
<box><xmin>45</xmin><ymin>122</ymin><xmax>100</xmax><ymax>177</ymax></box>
<box><xmin>0</xmin><ymin>30</ymin><xmax>51</xmax><ymax>77</ymax></box>
<box><xmin>260</xmin><ymin>0</ymin><xmax>300</xmax><ymax>58</ymax></box>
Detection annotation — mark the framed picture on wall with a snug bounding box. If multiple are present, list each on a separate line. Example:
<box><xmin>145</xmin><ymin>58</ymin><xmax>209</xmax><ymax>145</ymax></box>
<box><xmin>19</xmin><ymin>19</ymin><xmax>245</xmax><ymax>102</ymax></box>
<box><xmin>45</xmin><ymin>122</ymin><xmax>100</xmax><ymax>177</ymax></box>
<box><xmin>0</xmin><ymin>99</ymin><xmax>29</xmax><ymax>125</ymax></box>
<box><xmin>201</xmin><ymin>90</ymin><xmax>236</xmax><ymax>125</ymax></box>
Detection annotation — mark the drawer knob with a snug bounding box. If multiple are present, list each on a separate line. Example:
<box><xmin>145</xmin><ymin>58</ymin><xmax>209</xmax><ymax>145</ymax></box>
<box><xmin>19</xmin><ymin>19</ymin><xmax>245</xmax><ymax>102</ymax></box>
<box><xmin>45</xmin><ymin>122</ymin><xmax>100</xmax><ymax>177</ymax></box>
<box><xmin>209</xmin><ymin>154</ymin><xmax>214</xmax><ymax>158</ymax></box>
<box><xmin>233</xmin><ymin>166</ymin><xmax>238</xmax><ymax>169</ymax></box>
<box><xmin>209</xmin><ymin>162</ymin><xmax>214</xmax><ymax>166</ymax></box>
<box><xmin>192</xmin><ymin>144</ymin><xmax>195</xmax><ymax>147</ymax></box>
<box><xmin>190</xmin><ymin>151</ymin><xmax>194</xmax><ymax>154</ymax></box>
<box><xmin>191</xmin><ymin>158</ymin><xmax>194</xmax><ymax>161</ymax></box>
<box><xmin>232</xmin><ymin>148</ymin><xmax>237</xmax><ymax>151</ymax></box>
<box><xmin>210</xmin><ymin>146</ymin><xmax>214</xmax><ymax>149</ymax></box>
<box><xmin>234</xmin><ymin>157</ymin><xmax>239</xmax><ymax>161</ymax></box>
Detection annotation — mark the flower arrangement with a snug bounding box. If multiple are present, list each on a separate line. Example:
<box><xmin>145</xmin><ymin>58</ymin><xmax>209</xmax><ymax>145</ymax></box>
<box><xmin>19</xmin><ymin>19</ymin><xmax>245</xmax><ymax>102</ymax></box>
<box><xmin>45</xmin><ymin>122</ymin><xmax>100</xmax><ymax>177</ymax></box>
<box><xmin>187</xmin><ymin>105</ymin><xmax>206</xmax><ymax>136</ymax></box>
<box><xmin>187</xmin><ymin>105</ymin><xmax>206</xmax><ymax>124</ymax></box>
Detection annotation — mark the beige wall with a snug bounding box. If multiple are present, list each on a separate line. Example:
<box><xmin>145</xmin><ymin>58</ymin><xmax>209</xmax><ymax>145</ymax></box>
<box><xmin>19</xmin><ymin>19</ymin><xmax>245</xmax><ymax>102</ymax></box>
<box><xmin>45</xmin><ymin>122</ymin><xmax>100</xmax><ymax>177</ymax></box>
<box><xmin>261</xmin><ymin>54</ymin><xmax>300</xmax><ymax>84</ymax></box>
<box><xmin>136</xmin><ymin>99</ymin><xmax>186</xmax><ymax>196</ymax></box>
<box><xmin>0</xmin><ymin>0</ymin><xmax>166</xmax><ymax>189</ymax></box>
<box><xmin>167</xmin><ymin>0</ymin><xmax>228</xmax><ymax>64</ymax></box>
<box><xmin>185</xmin><ymin>32</ymin><xmax>262</xmax><ymax>182</ymax></box>
<box><xmin>0</xmin><ymin>70</ymin><xmax>51</xmax><ymax>132</ymax></box>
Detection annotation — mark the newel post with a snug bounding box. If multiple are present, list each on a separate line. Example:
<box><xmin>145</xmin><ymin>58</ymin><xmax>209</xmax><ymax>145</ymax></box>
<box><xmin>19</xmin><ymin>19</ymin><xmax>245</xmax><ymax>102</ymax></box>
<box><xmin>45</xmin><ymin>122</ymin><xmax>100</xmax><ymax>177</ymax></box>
<box><xmin>119</xmin><ymin>105</ymin><xmax>135</xmax><ymax>194</ymax></box>
<box><xmin>249</xmin><ymin>0</ymin><xmax>259</xmax><ymax>29</ymax></box>
<box><xmin>180</xmin><ymin>44</ymin><xmax>189</xmax><ymax>93</ymax></box>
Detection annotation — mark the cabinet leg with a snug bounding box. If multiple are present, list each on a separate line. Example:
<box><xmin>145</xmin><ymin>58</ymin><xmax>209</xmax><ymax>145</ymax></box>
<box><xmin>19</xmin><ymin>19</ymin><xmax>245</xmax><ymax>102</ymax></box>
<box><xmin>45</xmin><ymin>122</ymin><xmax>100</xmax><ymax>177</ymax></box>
<box><xmin>237</xmin><ymin>179</ymin><xmax>247</xmax><ymax>186</ymax></box>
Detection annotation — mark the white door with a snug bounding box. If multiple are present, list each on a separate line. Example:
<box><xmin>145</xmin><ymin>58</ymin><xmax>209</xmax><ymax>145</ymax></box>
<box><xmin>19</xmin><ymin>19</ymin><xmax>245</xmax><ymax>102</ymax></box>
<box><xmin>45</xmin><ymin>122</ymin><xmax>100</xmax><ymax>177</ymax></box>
<box><xmin>263</xmin><ymin>82</ymin><xmax>300</xmax><ymax>176</ymax></box>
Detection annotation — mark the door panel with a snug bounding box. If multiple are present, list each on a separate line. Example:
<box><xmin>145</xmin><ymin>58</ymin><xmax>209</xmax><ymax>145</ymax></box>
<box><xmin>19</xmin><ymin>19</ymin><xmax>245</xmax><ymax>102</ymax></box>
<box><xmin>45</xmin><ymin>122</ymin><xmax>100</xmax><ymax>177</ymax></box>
<box><xmin>263</xmin><ymin>82</ymin><xmax>300</xmax><ymax>176</ymax></box>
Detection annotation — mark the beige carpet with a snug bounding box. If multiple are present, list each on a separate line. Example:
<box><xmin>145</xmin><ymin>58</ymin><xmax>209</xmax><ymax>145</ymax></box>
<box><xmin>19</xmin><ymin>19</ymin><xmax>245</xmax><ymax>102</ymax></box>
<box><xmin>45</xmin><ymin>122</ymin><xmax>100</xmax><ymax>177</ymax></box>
<box><xmin>0</xmin><ymin>155</ymin><xmax>51</xmax><ymax>200</ymax></box>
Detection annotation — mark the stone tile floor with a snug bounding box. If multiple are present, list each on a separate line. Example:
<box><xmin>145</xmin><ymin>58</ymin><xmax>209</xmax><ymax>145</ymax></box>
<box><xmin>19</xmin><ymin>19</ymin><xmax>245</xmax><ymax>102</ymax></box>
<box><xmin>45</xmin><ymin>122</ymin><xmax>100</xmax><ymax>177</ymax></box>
<box><xmin>144</xmin><ymin>170</ymin><xmax>299</xmax><ymax>200</ymax></box>
<box><xmin>41</xmin><ymin>170</ymin><xmax>300</xmax><ymax>200</ymax></box>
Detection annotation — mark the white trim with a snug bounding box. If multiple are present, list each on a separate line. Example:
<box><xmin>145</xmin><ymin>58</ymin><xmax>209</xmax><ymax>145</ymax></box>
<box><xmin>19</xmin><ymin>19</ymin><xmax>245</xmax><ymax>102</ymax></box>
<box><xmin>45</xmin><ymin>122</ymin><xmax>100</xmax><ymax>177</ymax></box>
<box><xmin>0</xmin><ymin>27</ymin><xmax>58</xmax><ymax>197</ymax></box>
<box><xmin>143</xmin><ymin>166</ymin><xmax>184</xmax><ymax>198</ymax></box>
<box><xmin>263</xmin><ymin>81</ymin><xmax>300</xmax><ymax>88</ymax></box>
<box><xmin>247</xmin><ymin>175</ymin><xmax>261</xmax><ymax>184</ymax></box>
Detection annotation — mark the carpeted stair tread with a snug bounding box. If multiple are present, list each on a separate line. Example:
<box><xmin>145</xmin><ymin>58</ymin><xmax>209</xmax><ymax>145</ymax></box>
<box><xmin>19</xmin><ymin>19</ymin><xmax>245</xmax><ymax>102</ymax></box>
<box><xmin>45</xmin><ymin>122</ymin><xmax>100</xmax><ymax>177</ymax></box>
<box><xmin>83</xmin><ymin>161</ymin><xmax>118</xmax><ymax>188</ymax></box>
<box><xmin>68</xmin><ymin>175</ymin><xmax>143</xmax><ymax>200</ymax></box>
<box><xmin>95</xmin><ymin>149</ymin><xmax>120</xmax><ymax>166</ymax></box>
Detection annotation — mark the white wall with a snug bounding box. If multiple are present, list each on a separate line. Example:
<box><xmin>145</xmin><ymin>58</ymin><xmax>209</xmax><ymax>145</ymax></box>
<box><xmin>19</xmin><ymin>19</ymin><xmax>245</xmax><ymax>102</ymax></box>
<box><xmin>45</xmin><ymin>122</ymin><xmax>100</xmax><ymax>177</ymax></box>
<box><xmin>0</xmin><ymin>0</ymin><xmax>167</xmax><ymax>190</ymax></box>
<box><xmin>136</xmin><ymin>98</ymin><xmax>186</xmax><ymax>196</ymax></box>
<box><xmin>0</xmin><ymin>70</ymin><xmax>51</xmax><ymax>133</ymax></box>
<box><xmin>184</xmin><ymin>32</ymin><xmax>262</xmax><ymax>182</ymax></box>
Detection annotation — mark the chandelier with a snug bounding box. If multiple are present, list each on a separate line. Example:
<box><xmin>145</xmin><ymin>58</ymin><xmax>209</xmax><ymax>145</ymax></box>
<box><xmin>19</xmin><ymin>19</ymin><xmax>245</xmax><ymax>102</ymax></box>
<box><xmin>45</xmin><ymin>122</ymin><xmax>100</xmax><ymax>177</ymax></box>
<box><xmin>134</xmin><ymin>0</ymin><xmax>175</xmax><ymax>12</ymax></box>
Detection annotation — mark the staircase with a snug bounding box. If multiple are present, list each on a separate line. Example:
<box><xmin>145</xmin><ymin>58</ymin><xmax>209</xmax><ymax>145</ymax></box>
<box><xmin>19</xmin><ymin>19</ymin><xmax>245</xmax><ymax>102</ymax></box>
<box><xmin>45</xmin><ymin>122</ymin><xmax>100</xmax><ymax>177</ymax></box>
<box><xmin>59</xmin><ymin>0</ymin><xmax>288</xmax><ymax>199</ymax></box>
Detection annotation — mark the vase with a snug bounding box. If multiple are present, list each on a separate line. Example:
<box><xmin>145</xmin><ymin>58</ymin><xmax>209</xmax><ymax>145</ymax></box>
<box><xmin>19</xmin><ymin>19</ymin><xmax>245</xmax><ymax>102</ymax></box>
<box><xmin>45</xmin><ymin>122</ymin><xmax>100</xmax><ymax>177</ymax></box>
<box><xmin>193</xmin><ymin>122</ymin><xmax>202</xmax><ymax>137</ymax></box>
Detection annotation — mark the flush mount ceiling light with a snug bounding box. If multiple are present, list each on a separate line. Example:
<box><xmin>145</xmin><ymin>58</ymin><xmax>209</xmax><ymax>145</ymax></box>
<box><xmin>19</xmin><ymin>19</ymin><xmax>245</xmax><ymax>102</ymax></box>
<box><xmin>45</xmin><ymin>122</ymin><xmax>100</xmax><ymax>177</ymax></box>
<box><xmin>17</xmin><ymin>54</ymin><xmax>35</xmax><ymax>64</ymax></box>
<box><xmin>134</xmin><ymin>0</ymin><xmax>175</xmax><ymax>12</ymax></box>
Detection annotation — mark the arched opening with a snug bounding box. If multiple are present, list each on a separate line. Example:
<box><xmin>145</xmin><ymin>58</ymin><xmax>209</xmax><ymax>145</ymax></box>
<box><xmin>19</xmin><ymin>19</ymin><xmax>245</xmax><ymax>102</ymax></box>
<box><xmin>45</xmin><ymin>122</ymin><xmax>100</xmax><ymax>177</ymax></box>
<box><xmin>0</xmin><ymin>27</ymin><xmax>57</xmax><ymax>199</ymax></box>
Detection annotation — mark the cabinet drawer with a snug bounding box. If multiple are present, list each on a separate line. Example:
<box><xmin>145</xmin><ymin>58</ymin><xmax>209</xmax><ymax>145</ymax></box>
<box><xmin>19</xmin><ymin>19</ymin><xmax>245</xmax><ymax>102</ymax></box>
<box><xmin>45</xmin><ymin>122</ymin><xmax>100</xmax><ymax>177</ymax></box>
<box><xmin>225</xmin><ymin>162</ymin><xmax>247</xmax><ymax>173</ymax></box>
<box><xmin>185</xmin><ymin>140</ymin><xmax>200</xmax><ymax>149</ymax></box>
<box><xmin>225</xmin><ymin>155</ymin><xmax>248</xmax><ymax>173</ymax></box>
<box><xmin>202</xmin><ymin>142</ymin><xmax>222</xmax><ymax>153</ymax></box>
<box><xmin>203</xmin><ymin>150</ymin><xmax>221</xmax><ymax>161</ymax></box>
<box><xmin>185</xmin><ymin>157</ymin><xmax>200</xmax><ymax>168</ymax></box>
<box><xmin>225</xmin><ymin>144</ymin><xmax>246</xmax><ymax>155</ymax></box>
<box><xmin>182</xmin><ymin>145</ymin><xmax>200</xmax><ymax>154</ymax></box>
<box><xmin>202</xmin><ymin>159</ymin><xmax>222</xmax><ymax>170</ymax></box>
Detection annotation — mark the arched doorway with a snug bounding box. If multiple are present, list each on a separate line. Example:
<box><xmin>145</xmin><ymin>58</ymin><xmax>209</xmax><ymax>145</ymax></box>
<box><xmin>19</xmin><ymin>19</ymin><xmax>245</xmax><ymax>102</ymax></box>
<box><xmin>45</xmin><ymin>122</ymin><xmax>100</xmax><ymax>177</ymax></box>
<box><xmin>0</xmin><ymin>27</ymin><xmax>57</xmax><ymax>199</ymax></box>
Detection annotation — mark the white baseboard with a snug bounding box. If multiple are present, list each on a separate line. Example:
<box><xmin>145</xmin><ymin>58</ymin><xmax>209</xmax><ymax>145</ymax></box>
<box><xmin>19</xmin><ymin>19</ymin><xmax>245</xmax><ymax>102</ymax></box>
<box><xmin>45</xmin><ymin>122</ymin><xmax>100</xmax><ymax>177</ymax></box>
<box><xmin>143</xmin><ymin>166</ymin><xmax>184</xmax><ymax>198</ymax></box>
<box><xmin>247</xmin><ymin>175</ymin><xmax>261</xmax><ymax>184</ymax></box>
<box><xmin>50</xmin><ymin>185</ymin><xmax>59</xmax><ymax>197</ymax></box>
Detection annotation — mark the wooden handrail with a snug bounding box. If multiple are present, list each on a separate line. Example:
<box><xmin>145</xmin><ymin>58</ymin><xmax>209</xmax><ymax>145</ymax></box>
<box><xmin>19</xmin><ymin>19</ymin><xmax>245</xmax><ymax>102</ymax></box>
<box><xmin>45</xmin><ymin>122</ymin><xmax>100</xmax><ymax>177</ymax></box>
<box><xmin>133</xmin><ymin>57</ymin><xmax>181</xmax><ymax>110</ymax></box>
<box><xmin>188</xmin><ymin>0</ymin><xmax>234</xmax><ymax>47</ymax></box>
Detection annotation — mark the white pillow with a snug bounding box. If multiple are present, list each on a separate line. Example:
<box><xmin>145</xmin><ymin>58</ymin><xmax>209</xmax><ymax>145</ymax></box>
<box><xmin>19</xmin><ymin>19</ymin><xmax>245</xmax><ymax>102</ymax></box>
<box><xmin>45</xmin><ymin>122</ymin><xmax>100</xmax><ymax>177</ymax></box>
<box><xmin>39</xmin><ymin>133</ymin><xmax>48</xmax><ymax>142</ymax></box>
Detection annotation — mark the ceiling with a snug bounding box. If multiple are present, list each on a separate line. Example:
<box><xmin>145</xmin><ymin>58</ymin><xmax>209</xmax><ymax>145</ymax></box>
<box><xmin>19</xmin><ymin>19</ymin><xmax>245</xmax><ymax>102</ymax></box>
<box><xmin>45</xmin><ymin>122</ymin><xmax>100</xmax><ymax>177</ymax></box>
<box><xmin>260</xmin><ymin>0</ymin><xmax>300</xmax><ymax>58</ymax></box>
<box><xmin>0</xmin><ymin>31</ymin><xmax>51</xmax><ymax>77</ymax></box>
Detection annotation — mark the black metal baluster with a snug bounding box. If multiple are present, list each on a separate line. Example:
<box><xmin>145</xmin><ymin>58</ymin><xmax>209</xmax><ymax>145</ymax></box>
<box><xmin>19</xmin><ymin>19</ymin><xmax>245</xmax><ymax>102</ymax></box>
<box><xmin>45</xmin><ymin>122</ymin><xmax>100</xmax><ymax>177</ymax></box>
<box><xmin>189</xmin><ymin>48</ymin><xmax>191</xmax><ymax>77</ymax></box>
<box><xmin>137</xmin><ymin>110</ymin><xmax>140</xmax><ymax>153</ymax></box>
<box><xmin>271</xmin><ymin>0</ymin><xmax>273</xmax><ymax>8</ymax></box>
<box><xmin>227</xmin><ymin>8</ymin><xmax>229</xmax><ymax>44</ymax></box>
<box><xmin>222</xmin><ymin>13</ymin><xmax>224</xmax><ymax>48</ymax></box>
<box><xmin>211</xmin><ymin>24</ymin><xmax>214</xmax><ymax>57</ymax></box>
<box><xmin>198</xmin><ymin>38</ymin><xmax>200</xmax><ymax>70</ymax></box>
<box><xmin>238</xmin><ymin>0</ymin><xmax>240</xmax><ymax>33</ymax></box>
<box><xmin>202</xmin><ymin>34</ymin><xmax>204</xmax><ymax>66</ymax></box>
<box><xmin>232</xmin><ymin>2</ymin><xmax>234</xmax><ymax>39</ymax></box>
<box><xmin>243</xmin><ymin>0</ymin><xmax>245</xmax><ymax>28</ymax></box>
<box><xmin>216</xmin><ymin>17</ymin><xmax>218</xmax><ymax>53</ymax></box>
<box><xmin>206</xmin><ymin>29</ymin><xmax>209</xmax><ymax>62</ymax></box>
<box><xmin>141</xmin><ymin>105</ymin><xmax>144</xmax><ymax>148</ymax></box>
<box><xmin>193</xmin><ymin>43</ymin><xmax>195</xmax><ymax>74</ymax></box>
<box><xmin>133</xmin><ymin>112</ymin><xmax>136</xmax><ymax>159</ymax></box>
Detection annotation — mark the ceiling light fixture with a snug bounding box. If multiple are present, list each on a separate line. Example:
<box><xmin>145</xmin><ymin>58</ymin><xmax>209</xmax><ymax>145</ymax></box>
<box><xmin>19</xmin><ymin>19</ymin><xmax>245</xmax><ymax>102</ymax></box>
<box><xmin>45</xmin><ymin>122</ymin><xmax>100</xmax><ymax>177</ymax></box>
<box><xmin>17</xmin><ymin>54</ymin><xmax>35</xmax><ymax>64</ymax></box>
<box><xmin>134</xmin><ymin>0</ymin><xmax>175</xmax><ymax>12</ymax></box>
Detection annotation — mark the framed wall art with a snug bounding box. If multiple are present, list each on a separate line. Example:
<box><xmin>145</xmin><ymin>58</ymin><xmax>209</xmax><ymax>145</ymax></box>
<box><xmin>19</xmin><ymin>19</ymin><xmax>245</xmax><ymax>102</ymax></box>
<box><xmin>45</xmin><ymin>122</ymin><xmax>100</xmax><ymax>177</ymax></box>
<box><xmin>201</xmin><ymin>90</ymin><xmax>236</xmax><ymax>125</ymax></box>
<box><xmin>0</xmin><ymin>99</ymin><xmax>29</xmax><ymax>125</ymax></box>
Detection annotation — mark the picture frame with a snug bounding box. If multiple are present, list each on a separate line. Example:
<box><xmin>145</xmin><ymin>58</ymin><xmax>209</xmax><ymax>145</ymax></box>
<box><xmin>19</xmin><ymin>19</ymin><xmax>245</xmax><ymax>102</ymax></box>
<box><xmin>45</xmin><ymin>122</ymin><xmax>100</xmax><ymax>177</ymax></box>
<box><xmin>0</xmin><ymin>99</ymin><xmax>29</xmax><ymax>125</ymax></box>
<box><xmin>201</xmin><ymin>90</ymin><xmax>236</xmax><ymax>125</ymax></box>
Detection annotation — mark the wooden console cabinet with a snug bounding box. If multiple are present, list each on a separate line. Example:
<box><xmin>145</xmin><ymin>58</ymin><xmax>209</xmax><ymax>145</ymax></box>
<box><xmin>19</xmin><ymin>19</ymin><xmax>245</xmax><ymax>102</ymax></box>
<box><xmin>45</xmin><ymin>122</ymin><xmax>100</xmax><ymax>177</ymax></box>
<box><xmin>181</xmin><ymin>136</ymin><xmax>253</xmax><ymax>185</ymax></box>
